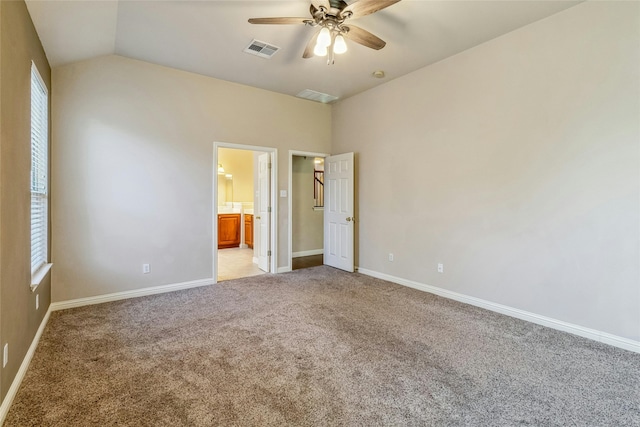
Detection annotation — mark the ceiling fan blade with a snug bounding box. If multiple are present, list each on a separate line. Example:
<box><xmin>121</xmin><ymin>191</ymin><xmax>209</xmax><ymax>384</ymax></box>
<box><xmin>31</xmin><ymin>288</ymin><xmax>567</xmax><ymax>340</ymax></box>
<box><xmin>343</xmin><ymin>0</ymin><xmax>401</xmax><ymax>19</ymax></box>
<box><xmin>303</xmin><ymin>30</ymin><xmax>321</xmax><ymax>58</ymax></box>
<box><xmin>248</xmin><ymin>17</ymin><xmax>309</xmax><ymax>25</ymax></box>
<box><xmin>342</xmin><ymin>25</ymin><xmax>386</xmax><ymax>50</ymax></box>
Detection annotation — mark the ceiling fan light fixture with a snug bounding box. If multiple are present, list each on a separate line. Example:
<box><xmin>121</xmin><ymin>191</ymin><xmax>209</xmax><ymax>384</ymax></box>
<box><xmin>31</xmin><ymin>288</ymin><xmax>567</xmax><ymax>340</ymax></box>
<box><xmin>313</xmin><ymin>43</ymin><xmax>328</xmax><ymax>57</ymax></box>
<box><xmin>317</xmin><ymin>27</ymin><xmax>332</xmax><ymax>47</ymax></box>
<box><xmin>248</xmin><ymin>0</ymin><xmax>399</xmax><ymax>64</ymax></box>
<box><xmin>334</xmin><ymin>34</ymin><xmax>348</xmax><ymax>54</ymax></box>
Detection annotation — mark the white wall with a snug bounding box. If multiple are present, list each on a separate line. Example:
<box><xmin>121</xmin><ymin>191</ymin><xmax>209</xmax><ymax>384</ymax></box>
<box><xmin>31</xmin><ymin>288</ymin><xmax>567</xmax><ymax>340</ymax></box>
<box><xmin>52</xmin><ymin>55</ymin><xmax>331</xmax><ymax>302</ymax></box>
<box><xmin>292</xmin><ymin>156</ymin><xmax>323</xmax><ymax>254</ymax></box>
<box><xmin>332</xmin><ymin>1</ymin><xmax>640</xmax><ymax>341</ymax></box>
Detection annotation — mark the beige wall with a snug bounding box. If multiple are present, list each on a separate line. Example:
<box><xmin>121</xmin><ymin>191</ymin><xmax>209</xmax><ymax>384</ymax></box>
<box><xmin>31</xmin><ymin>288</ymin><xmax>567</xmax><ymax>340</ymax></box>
<box><xmin>0</xmin><ymin>0</ymin><xmax>51</xmax><ymax>401</ymax></box>
<box><xmin>218</xmin><ymin>147</ymin><xmax>254</xmax><ymax>204</ymax></box>
<box><xmin>292</xmin><ymin>156</ymin><xmax>323</xmax><ymax>254</ymax></box>
<box><xmin>332</xmin><ymin>1</ymin><xmax>640</xmax><ymax>341</ymax></box>
<box><xmin>52</xmin><ymin>55</ymin><xmax>331</xmax><ymax>302</ymax></box>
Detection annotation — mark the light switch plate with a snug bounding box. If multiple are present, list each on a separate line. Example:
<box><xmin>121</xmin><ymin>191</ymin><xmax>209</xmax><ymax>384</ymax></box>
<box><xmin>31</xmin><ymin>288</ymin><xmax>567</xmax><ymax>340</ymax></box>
<box><xmin>280</xmin><ymin>190</ymin><xmax>287</xmax><ymax>198</ymax></box>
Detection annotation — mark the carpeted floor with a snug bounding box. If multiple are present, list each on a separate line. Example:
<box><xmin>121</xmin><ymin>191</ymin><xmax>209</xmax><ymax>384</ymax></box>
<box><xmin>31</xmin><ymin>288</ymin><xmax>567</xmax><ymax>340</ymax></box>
<box><xmin>5</xmin><ymin>266</ymin><xmax>640</xmax><ymax>426</ymax></box>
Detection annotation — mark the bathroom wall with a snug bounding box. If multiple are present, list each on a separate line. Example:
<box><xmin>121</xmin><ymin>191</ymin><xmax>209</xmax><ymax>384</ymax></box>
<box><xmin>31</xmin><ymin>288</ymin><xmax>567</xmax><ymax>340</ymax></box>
<box><xmin>218</xmin><ymin>147</ymin><xmax>254</xmax><ymax>205</ymax></box>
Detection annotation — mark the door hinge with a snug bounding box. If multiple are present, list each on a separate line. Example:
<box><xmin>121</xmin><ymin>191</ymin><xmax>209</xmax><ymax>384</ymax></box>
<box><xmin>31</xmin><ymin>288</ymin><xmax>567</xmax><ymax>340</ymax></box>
<box><xmin>267</xmin><ymin>162</ymin><xmax>272</xmax><ymax>169</ymax></box>
<box><xmin>267</xmin><ymin>206</ymin><xmax>272</xmax><ymax>213</ymax></box>
<box><xmin>267</xmin><ymin>250</ymin><xmax>272</xmax><ymax>257</ymax></box>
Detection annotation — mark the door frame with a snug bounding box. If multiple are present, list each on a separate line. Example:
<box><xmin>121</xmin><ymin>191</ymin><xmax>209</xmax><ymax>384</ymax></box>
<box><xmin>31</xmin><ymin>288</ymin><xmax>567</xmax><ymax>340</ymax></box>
<box><xmin>287</xmin><ymin>150</ymin><xmax>329</xmax><ymax>272</ymax></box>
<box><xmin>213</xmin><ymin>142</ymin><xmax>278</xmax><ymax>282</ymax></box>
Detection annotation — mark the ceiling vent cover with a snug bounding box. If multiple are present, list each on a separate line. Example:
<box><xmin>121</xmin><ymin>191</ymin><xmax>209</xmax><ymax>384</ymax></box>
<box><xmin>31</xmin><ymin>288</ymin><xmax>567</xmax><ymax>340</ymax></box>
<box><xmin>244</xmin><ymin>39</ymin><xmax>280</xmax><ymax>59</ymax></box>
<box><xmin>296</xmin><ymin>89</ymin><xmax>339</xmax><ymax>104</ymax></box>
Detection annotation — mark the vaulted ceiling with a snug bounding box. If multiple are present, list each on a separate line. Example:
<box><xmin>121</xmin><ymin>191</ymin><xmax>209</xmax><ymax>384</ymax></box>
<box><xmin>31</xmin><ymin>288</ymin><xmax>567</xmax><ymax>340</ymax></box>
<box><xmin>25</xmin><ymin>0</ymin><xmax>581</xmax><ymax>101</ymax></box>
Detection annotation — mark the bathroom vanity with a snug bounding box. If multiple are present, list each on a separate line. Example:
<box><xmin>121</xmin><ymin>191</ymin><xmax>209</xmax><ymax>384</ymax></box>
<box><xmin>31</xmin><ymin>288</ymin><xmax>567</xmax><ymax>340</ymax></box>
<box><xmin>218</xmin><ymin>213</ymin><xmax>241</xmax><ymax>249</ymax></box>
<box><xmin>244</xmin><ymin>214</ymin><xmax>253</xmax><ymax>249</ymax></box>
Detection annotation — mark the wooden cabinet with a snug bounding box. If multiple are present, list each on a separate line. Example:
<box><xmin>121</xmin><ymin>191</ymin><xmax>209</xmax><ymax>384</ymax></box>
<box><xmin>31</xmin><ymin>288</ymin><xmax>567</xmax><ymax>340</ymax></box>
<box><xmin>218</xmin><ymin>214</ymin><xmax>241</xmax><ymax>249</ymax></box>
<box><xmin>244</xmin><ymin>214</ymin><xmax>253</xmax><ymax>249</ymax></box>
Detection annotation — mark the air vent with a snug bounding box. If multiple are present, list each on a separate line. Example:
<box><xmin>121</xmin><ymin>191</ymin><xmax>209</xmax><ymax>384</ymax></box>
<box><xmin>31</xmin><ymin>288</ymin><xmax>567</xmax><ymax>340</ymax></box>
<box><xmin>296</xmin><ymin>89</ymin><xmax>339</xmax><ymax>104</ymax></box>
<box><xmin>244</xmin><ymin>39</ymin><xmax>280</xmax><ymax>59</ymax></box>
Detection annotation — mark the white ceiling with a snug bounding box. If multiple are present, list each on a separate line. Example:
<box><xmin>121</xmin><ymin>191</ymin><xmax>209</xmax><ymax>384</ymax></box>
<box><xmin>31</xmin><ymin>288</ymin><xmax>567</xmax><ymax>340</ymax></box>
<box><xmin>25</xmin><ymin>0</ymin><xmax>581</xmax><ymax>102</ymax></box>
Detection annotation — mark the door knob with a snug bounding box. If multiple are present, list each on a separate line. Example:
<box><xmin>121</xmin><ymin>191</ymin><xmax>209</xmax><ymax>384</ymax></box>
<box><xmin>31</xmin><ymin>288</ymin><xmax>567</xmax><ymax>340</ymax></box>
<box><xmin>256</xmin><ymin>216</ymin><xmax>261</xmax><ymax>220</ymax></box>
<box><xmin>346</xmin><ymin>217</ymin><xmax>355</xmax><ymax>222</ymax></box>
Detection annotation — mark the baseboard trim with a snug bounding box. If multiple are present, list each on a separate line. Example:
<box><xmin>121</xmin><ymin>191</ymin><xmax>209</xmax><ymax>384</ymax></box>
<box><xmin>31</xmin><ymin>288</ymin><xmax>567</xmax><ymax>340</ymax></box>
<box><xmin>50</xmin><ymin>277</ymin><xmax>215</xmax><ymax>311</ymax></box>
<box><xmin>278</xmin><ymin>266</ymin><xmax>292</xmax><ymax>273</ymax></box>
<box><xmin>292</xmin><ymin>249</ymin><xmax>323</xmax><ymax>258</ymax></box>
<box><xmin>0</xmin><ymin>307</ymin><xmax>52</xmax><ymax>424</ymax></box>
<box><xmin>357</xmin><ymin>268</ymin><xmax>640</xmax><ymax>354</ymax></box>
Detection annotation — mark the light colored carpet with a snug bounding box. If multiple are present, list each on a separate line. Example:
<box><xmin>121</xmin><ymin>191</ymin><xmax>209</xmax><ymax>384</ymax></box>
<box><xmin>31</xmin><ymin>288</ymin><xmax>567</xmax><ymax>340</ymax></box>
<box><xmin>5</xmin><ymin>266</ymin><xmax>640</xmax><ymax>426</ymax></box>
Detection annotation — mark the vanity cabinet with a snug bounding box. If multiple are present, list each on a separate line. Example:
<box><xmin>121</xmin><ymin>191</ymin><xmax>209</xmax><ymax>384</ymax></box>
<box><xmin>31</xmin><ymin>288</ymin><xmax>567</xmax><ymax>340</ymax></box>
<box><xmin>218</xmin><ymin>214</ymin><xmax>241</xmax><ymax>249</ymax></box>
<box><xmin>244</xmin><ymin>214</ymin><xmax>253</xmax><ymax>249</ymax></box>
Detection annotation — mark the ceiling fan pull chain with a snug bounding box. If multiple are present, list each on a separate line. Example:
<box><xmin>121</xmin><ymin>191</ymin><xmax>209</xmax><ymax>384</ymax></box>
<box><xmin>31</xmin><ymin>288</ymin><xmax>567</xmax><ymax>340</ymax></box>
<box><xmin>328</xmin><ymin>33</ymin><xmax>336</xmax><ymax>65</ymax></box>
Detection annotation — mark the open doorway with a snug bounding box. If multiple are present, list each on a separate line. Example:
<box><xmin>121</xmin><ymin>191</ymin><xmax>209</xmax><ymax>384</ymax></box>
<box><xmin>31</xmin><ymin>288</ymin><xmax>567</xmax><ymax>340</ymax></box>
<box><xmin>214</xmin><ymin>143</ymin><xmax>277</xmax><ymax>282</ymax></box>
<box><xmin>289</xmin><ymin>151</ymin><xmax>328</xmax><ymax>271</ymax></box>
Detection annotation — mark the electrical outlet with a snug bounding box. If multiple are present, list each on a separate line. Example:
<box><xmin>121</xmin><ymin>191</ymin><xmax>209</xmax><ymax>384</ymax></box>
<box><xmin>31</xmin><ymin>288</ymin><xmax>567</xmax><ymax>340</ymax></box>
<box><xmin>438</xmin><ymin>263</ymin><xmax>444</xmax><ymax>273</ymax></box>
<box><xmin>36</xmin><ymin>294</ymin><xmax>39</xmax><ymax>310</ymax></box>
<box><xmin>3</xmin><ymin>343</ymin><xmax>8</xmax><ymax>368</ymax></box>
<box><xmin>143</xmin><ymin>264</ymin><xmax>150</xmax><ymax>274</ymax></box>
<box><xmin>388</xmin><ymin>253</ymin><xmax>394</xmax><ymax>262</ymax></box>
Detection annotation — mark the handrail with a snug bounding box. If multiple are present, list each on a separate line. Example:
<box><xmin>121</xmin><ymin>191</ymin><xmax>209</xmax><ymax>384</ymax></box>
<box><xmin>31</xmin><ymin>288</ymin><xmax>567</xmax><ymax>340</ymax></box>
<box><xmin>314</xmin><ymin>170</ymin><xmax>324</xmax><ymax>207</ymax></box>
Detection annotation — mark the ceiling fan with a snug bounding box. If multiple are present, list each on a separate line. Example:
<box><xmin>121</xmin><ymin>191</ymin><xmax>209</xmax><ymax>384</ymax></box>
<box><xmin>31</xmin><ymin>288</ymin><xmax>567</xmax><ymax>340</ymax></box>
<box><xmin>248</xmin><ymin>0</ymin><xmax>401</xmax><ymax>64</ymax></box>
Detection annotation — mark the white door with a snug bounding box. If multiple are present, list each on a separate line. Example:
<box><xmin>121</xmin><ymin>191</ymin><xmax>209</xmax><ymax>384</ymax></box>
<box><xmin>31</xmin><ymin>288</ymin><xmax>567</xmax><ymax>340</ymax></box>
<box><xmin>257</xmin><ymin>153</ymin><xmax>271</xmax><ymax>272</ymax></box>
<box><xmin>324</xmin><ymin>152</ymin><xmax>354</xmax><ymax>272</ymax></box>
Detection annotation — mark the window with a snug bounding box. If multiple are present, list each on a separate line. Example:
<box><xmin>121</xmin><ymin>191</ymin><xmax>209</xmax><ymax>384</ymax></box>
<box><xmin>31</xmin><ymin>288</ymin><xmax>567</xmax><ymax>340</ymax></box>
<box><xmin>31</xmin><ymin>63</ymin><xmax>48</xmax><ymax>279</ymax></box>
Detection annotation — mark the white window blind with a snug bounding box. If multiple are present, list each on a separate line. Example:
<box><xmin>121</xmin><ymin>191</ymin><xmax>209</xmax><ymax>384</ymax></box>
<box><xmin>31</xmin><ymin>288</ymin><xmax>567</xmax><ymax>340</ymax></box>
<box><xmin>31</xmin><ymin>63</ymin><xmax>48</xmax><ymax>275</ymax></box>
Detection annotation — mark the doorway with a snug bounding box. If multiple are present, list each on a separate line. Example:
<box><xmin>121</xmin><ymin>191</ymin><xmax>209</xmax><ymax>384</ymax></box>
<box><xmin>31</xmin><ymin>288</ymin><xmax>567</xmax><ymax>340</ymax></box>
<box><xmin>288</xmin><ymin>151</ymin><xmax>329</xmax><ymax>271</ymax></box>
<box><xmin>214</xmin><ymin>143</ymin><xmax>277</xmax><ymax>282</ymax></box>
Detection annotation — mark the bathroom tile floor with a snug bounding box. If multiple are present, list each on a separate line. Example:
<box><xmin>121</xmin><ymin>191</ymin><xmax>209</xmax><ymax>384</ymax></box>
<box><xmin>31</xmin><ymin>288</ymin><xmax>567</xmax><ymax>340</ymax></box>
<box><xmin>217</xmin><ymin>248</ymin><xmax>265</xmax><ymax>282</ymax></box>
<box><xmin>218</xmin><ymin>250</ymin><xmax>324</xmax><ymax>281</ymax></box>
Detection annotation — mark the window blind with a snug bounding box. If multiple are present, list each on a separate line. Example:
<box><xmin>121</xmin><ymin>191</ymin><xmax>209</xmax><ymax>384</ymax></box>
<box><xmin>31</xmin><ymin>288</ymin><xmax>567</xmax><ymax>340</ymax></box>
<box><xmin>31</xmin><ymin>63</ymin><xmax>48</xmax><ymax>275</ymax></box>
